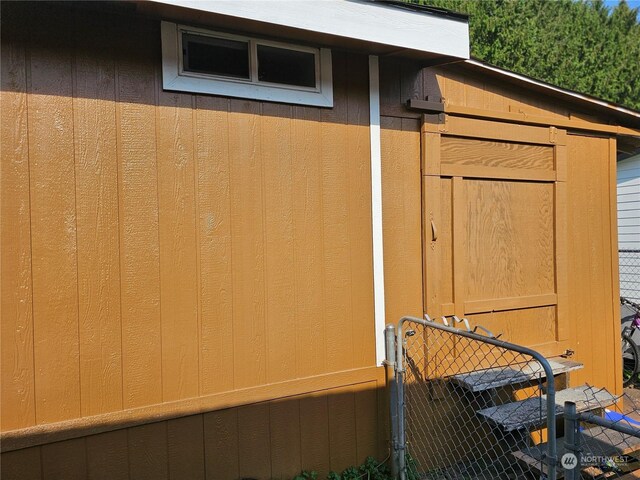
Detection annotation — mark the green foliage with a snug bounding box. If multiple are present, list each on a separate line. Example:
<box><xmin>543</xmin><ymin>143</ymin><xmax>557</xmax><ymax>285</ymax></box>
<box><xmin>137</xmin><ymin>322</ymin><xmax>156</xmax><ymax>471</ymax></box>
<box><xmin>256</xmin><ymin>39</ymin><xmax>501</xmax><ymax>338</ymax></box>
<box><xmin>404</xmin><ymin>453</ymin><xmax>421</xmax><ymax>480</ymax></box>
<box><xmin>360</xmin><ymin>456</ymin><xmax>392</xmax><ymax>480</ymax></box>
<box><xmin>339</xmin><ymin>466</ymin><xmax>361</xmax><ymax>480</ymax></box>
<box><xmin>413</xmin><ymin>0</ymin><xmax>640</xmax><ymax>110</ymax></box>
<box><xmin>288</xmin><ymin>453</ymin><xmax>424</xmax><ymax>480</ymax></box>
<box><xmin>292</xmin><ymin>471</ymin><xmax>318</xmax><ymax>480</ymax></box>
<box><xmin>292</xmin><ymin>456</ymin><xmax>392</xmax><ymax>480</ymax></box>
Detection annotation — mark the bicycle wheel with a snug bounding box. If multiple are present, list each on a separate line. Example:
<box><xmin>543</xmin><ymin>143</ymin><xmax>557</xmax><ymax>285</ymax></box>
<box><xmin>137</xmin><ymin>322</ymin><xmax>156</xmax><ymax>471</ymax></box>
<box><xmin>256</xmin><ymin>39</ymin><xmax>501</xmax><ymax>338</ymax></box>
<box><xmin>622</xmin><ymin>333</ymin><xmax>640</xmax><ymax>387</ymax></box>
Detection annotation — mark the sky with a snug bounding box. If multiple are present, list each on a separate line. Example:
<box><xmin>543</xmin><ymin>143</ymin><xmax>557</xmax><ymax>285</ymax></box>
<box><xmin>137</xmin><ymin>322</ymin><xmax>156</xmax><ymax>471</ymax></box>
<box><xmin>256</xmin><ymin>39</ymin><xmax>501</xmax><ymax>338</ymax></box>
<box><xmin>602</xmin><ymin>0</ymin><xmax>640</xmax><ymax>19</ymax></box>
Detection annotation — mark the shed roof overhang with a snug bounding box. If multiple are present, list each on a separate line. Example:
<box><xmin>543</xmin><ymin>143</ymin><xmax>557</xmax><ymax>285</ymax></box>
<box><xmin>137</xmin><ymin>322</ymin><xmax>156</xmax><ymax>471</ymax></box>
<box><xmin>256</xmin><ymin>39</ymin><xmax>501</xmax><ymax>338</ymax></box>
<box><xmin>139</xmin><ymin>0</ymin><xmax>470</xmax><ymax>63</ymax></box>
<box><xmin>462</xmin><ymin>59</ymin><xmax>640</xmax><ymax>131</ymax></box>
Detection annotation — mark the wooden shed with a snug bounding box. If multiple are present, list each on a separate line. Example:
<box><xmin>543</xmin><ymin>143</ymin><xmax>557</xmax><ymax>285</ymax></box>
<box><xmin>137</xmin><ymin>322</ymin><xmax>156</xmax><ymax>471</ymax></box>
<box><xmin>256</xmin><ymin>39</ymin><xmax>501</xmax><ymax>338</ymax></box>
<box><xmin>2</xmin><ymin>1</ymin><xmax>640</xmax><ymax>479</ymax></box>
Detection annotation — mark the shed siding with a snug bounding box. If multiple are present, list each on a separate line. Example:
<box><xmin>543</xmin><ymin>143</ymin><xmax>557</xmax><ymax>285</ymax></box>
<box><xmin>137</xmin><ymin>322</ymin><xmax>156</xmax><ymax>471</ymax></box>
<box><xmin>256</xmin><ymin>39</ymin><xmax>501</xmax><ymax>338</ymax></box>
<box><xmin>1</xmin><ymin>4</ymin><xmax>628</xmax><ymax>478</ymax></box>
<box><xmin>566</xmin><ymin>135</ymin><xmax>621</xmax><ymax>392</ymax></box>
<box><xmin>381</xmin><ymin>116</ymin><xmax>424</xmax><ymax>324</ymax></box>
<box><xmin>378</xmin><ymin>57</ymin><xmax>622</xmax><ymax>394</ymax></box>
<box><xmin>0</xmin><ymin>382</ymin><xmax>383</xmax><ymax>480</ymax></box>
<box><xmin>1</xmin><ymin>3</ymin><xmax>382</xmax><ymax>478</ymax></box>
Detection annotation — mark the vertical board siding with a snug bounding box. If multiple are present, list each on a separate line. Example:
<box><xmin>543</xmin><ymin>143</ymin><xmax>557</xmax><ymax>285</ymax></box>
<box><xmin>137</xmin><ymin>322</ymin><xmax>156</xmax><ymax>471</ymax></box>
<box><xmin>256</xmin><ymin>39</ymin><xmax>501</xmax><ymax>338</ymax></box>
<box><xmin>346</xmin><ymin>53</ymin><xmax>376</xmax><ymax>368</ymax></box>
<box><xmin>299</xmin><ymin>394</ymin><xmax>332</xmax><ymax>474</ymax></box>
<box><xmin>229</xmin><ymin>99</ymin><xmax>268</xmax><ymax>390</ymax></box>
<box><xmin>380</xmin><ymin>116</ymin><xmax>424</xmax><ymax>323</ymax></box>
<box><xmin>0</xmin><ymin>382</ymin><xmax>382</xmax><ymax>479</ymax></box>
<box><xmin>566</xmin><ymin>134</ymin><xmax>618</xmax><ymax>392</ymax></box>
<box><xmin>238</xmin><ymin>403</ymin><xmax>272</xmax><ymax>479</ymax></box>
<box><xmin>0</xmin><ymin>10</ymin><xmax>36</xmax><ymax>431</ymax></box>
<box><xmin>42</xmin><ymin>438</ymin><xmax>88</xmax><ymax>480</ymax></box>
<box><xmin>321</xmin><ymin>52</ymin><xmax>356</xmax><ymax>373</ymax></box>
<box><xmin>86</xmin><ymin>430</ymin><xmax>129</xmax><ymax>480</ymax></box>
<box><xmin>0</xmin><ymin>447</ymin><xmax>42</xmax><ymax>480</ymax></box>
<box><xmin>203</xmin><ymin>409</ymin><xmax>239</xmax><ymax>479</ymax></box>
<box><xmin>28</xmin><ymin>5</ymin><xmax>81</xmax><ymax>424</ymax></box>
<box><xmin>292</xmin><ymin>106</ymin><xmax>326</xmax><ymax>378</ymax></box>
<box><xmin>157</xmin><ymin>90</ymin><xmax>200</xmax><ymax>402</ymax></box>
<box><xmin>167</xmin><ymin>415</ymin><xmax>205</xmax><ymax>480</ymax></box>
<box><xmin>328</xmin><ymin>389</ymin><xmax>359</xmax><ymax>471</ymax></box>
<box><xmin>0</xmin><ymin>4</ymin><xmax>381</xmax><ymax>474</ymax></box>
<box><xmin>379</xmin><ymin>55</ymin><xmax>621</xmax><ymax>393</ymax></box>
<box><xmin>116</xmin><ymin>23</ymin><xmax>163</xmax><ymax>409</ymax></box>
<box><xmin>73</xmin><ymin>14</ymin><xmax>123</xmax><ymax>417</ymax></box>
<box><xmin>195</xmin><ymin>96</ymin><xmax>235</xmax><ymax>395</ymax></box>
<box><xmin>262</xmin><ymin>103</ymin><xmax>297</xmax><ymax>384</ymax></box>
<box><xmin>127</xmin><ymin>422</ymin><xmax>169</xmax><ymax>480</ymax></box>
<box><xmin>270</xmin><ymin>400</ymin><xmax>303</xmax><ymax>477</ymax></box>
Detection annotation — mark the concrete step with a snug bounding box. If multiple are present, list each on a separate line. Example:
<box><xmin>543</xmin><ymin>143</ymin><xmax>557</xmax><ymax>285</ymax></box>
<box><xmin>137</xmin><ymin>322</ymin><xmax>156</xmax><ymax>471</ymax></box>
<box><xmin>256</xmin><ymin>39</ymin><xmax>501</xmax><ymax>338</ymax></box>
<box><xmin>477</xmin><ymin>385</ymin><xmax>616</xmax><ymax>431</ymax></box>
<box><xmin>451</xmin><ymin>357</ymin><xmax>583</xmax><ymax>392</ymax></box>
<box><xmin>513</xmin><ymin>425</ymin><xmax>640</xmax><ymax>478</ymax></box>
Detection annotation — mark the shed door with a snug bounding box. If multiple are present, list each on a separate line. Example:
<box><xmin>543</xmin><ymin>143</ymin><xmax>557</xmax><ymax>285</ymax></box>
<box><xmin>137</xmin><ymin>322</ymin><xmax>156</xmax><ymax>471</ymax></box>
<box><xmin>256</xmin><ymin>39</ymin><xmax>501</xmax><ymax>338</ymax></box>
<box><xmin>422</xmin><ymin>115</ymin><xmax>569</xmax><ymax>357</ymax></box>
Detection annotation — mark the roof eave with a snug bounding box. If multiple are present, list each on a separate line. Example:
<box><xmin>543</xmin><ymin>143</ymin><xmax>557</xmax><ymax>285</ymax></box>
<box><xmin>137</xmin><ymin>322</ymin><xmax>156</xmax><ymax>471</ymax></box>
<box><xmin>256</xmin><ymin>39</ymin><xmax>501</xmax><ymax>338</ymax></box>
<box><xmin>142</xmin><ymin>0</ymin><xmax>470</xmax><ymax>61</ymax></box>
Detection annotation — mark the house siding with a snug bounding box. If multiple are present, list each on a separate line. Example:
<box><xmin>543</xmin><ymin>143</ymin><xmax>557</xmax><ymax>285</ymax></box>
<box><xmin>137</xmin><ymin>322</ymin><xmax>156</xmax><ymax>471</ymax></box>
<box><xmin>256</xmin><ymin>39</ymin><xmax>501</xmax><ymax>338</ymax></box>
<box><xmin>618</xmin><ymin>153</ymin><xmax>640</xmax><ymax>302</ymax></box>
<box><xmin>1</xmin><ymin>3</ymin><xmax>630</xmax><ymax>479</ymax></box>
<box><xmin>1</xmin><ymin>3</ymin><xmax>384</xmax><ymax>478</ymax></box>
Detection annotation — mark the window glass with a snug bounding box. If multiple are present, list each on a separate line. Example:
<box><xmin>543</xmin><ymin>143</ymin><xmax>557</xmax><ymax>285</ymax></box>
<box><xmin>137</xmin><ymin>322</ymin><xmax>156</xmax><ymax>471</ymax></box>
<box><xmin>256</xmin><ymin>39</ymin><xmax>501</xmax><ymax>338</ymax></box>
<box><xmin>257</xmin><ymin>45</ymin><xmax>316</xmax><ymax>88</ymax></box>
<box><xmin>182</xmin><ymin>33</ymin><xmax>249</xmax><ymax>79</ymax></box>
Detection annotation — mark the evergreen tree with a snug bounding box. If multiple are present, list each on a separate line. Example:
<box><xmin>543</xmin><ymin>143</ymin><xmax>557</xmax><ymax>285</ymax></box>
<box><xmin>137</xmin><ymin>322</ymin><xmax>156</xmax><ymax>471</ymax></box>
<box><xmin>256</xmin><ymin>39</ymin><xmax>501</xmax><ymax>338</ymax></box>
<box><xmin>414</xmin><ymin>0</ymin><xmax>640</xmax><ymax>110</ymax></box>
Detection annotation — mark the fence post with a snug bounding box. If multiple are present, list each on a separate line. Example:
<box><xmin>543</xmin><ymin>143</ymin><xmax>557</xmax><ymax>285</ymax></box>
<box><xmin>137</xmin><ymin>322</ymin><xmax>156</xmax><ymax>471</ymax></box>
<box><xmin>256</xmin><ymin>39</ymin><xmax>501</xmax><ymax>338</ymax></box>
<box><xmin>563</xmin><ymin>401</ymin><xmax>581</xmax><ymax>480</ymax></box>
<box><xmin>396</xmin><ymin>318</ymin><xmax>412</xmax><ymax>480</ymax></box>
<box><xmin>397</xmin><ymin>363</ymin><xmax>406</xmax><ymax>480</ymax></box>
<box><xmin>384</xmin><ymin>324</ymin><xmax>399</xmax><ymax>479</ymax></box>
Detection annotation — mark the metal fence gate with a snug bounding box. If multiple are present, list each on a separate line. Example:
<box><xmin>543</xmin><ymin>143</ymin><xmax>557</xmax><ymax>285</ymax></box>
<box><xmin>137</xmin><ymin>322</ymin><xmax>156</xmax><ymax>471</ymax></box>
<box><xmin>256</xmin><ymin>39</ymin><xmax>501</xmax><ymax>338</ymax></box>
<box><xmin>385</xmin><ymin>315</ymin><xmax>640</xmax><ymax>479</ymax></box>
<box><xmin>385</xmin><ymin>316</ymin><xmax>559</xmax><ymax>480</ymax></box>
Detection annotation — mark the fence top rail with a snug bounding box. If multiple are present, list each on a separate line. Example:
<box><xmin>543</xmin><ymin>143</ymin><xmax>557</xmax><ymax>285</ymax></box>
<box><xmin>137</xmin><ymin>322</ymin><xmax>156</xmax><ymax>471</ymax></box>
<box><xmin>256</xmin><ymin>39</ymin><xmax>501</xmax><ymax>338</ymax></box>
<box><xmin>577</xmin><ymin>409</ymin><xmax>640</xmax><ymax>439</ymax></box>
<box><xmin>619</xmin><ymin>249</ymin><xmax>640</xmax><ymax>253</ymax></box>
<box><xmin>396</xmin><ymin>315</ymin><xmax>555</xmax><ymax>380</ymax></box>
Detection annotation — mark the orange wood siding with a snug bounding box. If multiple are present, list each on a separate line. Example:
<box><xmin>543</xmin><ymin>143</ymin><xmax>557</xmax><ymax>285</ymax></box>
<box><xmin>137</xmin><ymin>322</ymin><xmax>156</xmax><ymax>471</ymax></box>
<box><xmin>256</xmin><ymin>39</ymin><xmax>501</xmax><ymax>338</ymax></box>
<box><xmin>0</xmin><ymin>4</ymin><xmax>384</xmax><ymax>475</ymax></box>
<box><xmin>379</xmin><ymin>56</ymin><xmax>599</xmax><ymax>123</ymax></box>
<box><xmin>380</xmin><ymin>116</ymin><xmax>424</xmax><ymax>323</ymax></box>
<box><xmin>1</xmin><ymin>4</ymin><xmax>625</xmax><ymax>479</ymax></box>
<box><xmin>0</xmin><ymin>382</ymin><xmax>383</xmax><ymax>480</ymax></box>
<box><xmin>1</xmin><ymin>5</ymin><xmax>36</xmax><ymax>431</ymax></box>
<box><xmin>566</xmin><ymin>134</ymin><xmax>622</xmax><ymax>394</ymax></box>
<box><xmin>379</xmin><ymin>56</ymin><xmax>623</xmax><ymax>394</ymax></box>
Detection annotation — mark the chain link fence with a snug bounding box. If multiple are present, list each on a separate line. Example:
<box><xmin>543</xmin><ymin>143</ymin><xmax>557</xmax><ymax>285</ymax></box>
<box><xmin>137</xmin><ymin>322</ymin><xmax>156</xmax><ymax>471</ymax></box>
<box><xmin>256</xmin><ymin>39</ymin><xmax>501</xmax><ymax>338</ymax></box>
<box><xmin>561</xmin><ymin>388</ymin><xmax>640</xmax><ymax>479</ymax></box>
<box><xmin>388</xmin><ymin>316</ymin><xmax>560</xmax><ymax>480</ymax></box>
<box><xmin>620</xmin><ymin>250</ymin><xmax>640</xmax><ymax>305</ymax></box>
<box><xmin>386</xmin><ymin>315</ymin><xmax>640</xmax><ymax>480</ymax></box>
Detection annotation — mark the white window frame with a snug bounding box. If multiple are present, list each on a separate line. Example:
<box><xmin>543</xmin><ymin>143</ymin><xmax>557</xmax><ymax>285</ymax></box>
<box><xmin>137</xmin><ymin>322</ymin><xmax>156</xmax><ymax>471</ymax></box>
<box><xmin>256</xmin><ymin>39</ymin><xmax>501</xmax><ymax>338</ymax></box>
<box><xmin>161</xmin><ymin>21</ymin><xmax>333</xmax><ymax>107</ymax></box>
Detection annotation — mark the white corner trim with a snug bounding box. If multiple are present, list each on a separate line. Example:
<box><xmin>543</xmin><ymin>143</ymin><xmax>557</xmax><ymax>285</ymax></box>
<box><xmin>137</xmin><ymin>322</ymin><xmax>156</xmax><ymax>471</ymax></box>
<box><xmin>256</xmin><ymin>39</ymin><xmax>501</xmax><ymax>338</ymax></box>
<box><xmin>369</xmin><ymin>55</ymin><xmax>386</xmax><ymax>366</ymax></box>
<box><xmin>161</xmin><ymin>21</ymin><xmax>334</xmax><ymax>107</ymax></box>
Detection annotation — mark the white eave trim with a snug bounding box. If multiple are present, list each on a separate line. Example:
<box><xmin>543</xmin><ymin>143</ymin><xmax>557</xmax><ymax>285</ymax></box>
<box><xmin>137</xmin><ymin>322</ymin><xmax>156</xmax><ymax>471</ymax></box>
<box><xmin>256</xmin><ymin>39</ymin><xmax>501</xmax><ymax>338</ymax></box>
<box><xmin>465</xmin><ymin>59</ymin><xmax>640</xmax><ymax>121</ymax></box>
<box><xmin>149</xmin><ymin>0</ymin><xmax>470</xmax><ymax>60</ymax></box>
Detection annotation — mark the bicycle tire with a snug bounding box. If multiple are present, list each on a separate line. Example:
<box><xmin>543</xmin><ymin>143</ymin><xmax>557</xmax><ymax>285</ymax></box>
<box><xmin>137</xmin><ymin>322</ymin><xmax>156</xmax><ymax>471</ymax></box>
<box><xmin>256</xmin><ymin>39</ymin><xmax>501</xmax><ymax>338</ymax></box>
<box><xmin>622</xmin><ymin>333</ymin><xmax>640</xmax><ymax>387</ymax></box>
